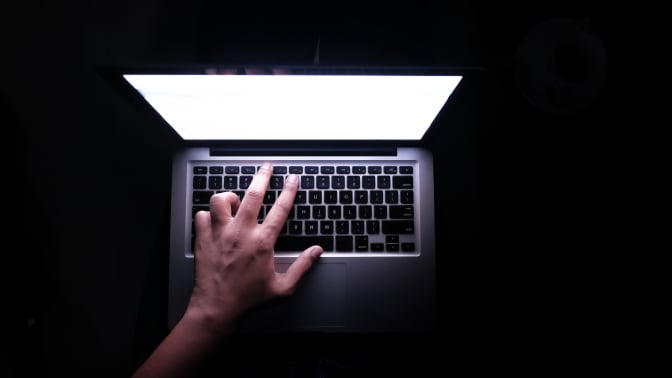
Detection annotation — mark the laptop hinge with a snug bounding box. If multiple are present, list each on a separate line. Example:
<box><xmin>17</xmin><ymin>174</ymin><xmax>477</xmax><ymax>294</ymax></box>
<box><xmin>209</xmin><ymin>147</ymin><xmax>397</xmax><ymax>157</ymax></box>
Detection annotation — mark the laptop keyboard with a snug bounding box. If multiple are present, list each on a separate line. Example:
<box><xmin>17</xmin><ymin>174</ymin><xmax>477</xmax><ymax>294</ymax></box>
<box><xmin>190</xmin><ymin>162</ymin><xmax>417</xmax><ymax>255</ymax></box>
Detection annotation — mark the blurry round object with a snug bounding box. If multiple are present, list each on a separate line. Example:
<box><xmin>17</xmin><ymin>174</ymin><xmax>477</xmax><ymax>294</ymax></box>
<box><xmin>515</xmin><ymin>18</ymin><xmax>607</xmax><ymax>115</ymax></box>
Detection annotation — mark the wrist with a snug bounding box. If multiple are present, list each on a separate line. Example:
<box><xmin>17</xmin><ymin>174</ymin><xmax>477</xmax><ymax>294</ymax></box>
<box><xmin>183</xmin><ymin>300</ymin><xmax>239</xmax><ymax>337</ymax></box>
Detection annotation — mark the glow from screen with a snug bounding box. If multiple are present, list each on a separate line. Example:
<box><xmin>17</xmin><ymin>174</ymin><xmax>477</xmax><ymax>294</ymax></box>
<box><xmin>123</xmin><ymin>74</ymin><xmax>462</xmax><ymax>140</ymax></box>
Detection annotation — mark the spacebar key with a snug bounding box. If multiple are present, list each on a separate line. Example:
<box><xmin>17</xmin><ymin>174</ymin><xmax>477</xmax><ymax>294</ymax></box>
<box><xmin>275</xmin><ymin>236</ymin><xmax>334</xmax><ymax>252</ymax></box>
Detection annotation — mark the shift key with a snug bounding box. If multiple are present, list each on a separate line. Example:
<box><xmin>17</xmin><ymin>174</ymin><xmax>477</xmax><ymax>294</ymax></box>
<box><xmin>382</xmin><ymin>221</ymin><xmax>414</xmax><ymax>234</ymax></box>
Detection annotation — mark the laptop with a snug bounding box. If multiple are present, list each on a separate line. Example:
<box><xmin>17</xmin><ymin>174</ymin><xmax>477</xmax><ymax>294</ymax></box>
<box><xmin>114</xmin><ymin>64</ymin><xmax>464</xmax><ymax>333</ymax></box>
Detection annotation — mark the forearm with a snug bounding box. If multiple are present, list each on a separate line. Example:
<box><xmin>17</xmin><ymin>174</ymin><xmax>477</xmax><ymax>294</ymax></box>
<box><xmin>132</xmin><ymin>307</ymin><xmax>236</xmax><ymax>378</ymax></box>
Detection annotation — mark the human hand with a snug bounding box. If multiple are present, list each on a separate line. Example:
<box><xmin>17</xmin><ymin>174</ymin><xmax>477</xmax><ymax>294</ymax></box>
<box><xmin>186</xmin><ymin>162</ymin><xmax>323</xmax><ymax>332</ymax></box>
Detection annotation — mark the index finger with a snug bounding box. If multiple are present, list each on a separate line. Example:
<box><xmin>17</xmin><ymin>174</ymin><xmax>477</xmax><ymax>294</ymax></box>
<box><xmin>263</xmin><ymin>173</ymin><xmax>298</xmax><ymax>235</ymax></box>
<box><xmin>235</xmin><ymin>162</ymin><xmax>272</xmax><ymax>224</ymax></box>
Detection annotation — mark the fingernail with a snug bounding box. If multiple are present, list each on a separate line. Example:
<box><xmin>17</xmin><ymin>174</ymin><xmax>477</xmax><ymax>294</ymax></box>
<box><xmin>310</xmin><ymin>246</ymin><xmax>323</xmax><ymax>258</ymax></box>
<box><xmin>260</xmin><ymin>162</ymin><xmax>272</xmax><ymax>171</ymax></box>
<box><xmin>286</xmin><ymin>174</ymin><xmax>298</xmax><ymax>184</ymax></box>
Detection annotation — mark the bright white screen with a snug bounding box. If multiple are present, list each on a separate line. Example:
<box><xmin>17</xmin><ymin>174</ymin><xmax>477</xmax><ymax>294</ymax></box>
<box><xmin>123</xmin><ymin>74</ymin><xmax>462</xmax><ymax>140</ymax></box>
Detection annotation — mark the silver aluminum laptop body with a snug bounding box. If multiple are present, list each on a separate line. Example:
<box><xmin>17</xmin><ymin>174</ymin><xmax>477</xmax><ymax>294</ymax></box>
<box><xmin>120</xmin><ymin>65</ymin><xmax>464</xmax><ymax>333</ymax></box>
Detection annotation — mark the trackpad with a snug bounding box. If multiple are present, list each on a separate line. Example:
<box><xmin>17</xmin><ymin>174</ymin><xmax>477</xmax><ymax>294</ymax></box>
<box><xmin>239</xmin><ymin>263</ymin><xmax>347</xmax><ymax>332</ymax></box>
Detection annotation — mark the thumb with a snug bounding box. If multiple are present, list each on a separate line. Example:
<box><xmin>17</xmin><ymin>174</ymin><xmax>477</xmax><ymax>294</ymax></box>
<box><xmin>274</xmin><ymin>245</ymin><xmax>323</xmax><ymax>296</ymax></box>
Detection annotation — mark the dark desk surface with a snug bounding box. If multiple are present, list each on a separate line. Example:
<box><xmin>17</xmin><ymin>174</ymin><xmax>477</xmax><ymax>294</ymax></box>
<box><xmin>3</xmin><ymin>2</ymin><xmax>617</xmax><ymax>376</ymax></box>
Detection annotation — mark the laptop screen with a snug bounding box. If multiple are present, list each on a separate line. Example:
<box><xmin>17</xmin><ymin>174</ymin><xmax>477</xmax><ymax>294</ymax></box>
<box><xmin>123</xmin><ymin>69</ymin><xmax>462</xmax><ymax>141</ymax></box>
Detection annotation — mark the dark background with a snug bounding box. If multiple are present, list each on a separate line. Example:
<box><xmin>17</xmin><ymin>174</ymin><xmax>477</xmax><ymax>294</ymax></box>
<box><xmin>3</xmin><ymin>1</ymin><xmax>620</xmax><ymax>377</ymax></box>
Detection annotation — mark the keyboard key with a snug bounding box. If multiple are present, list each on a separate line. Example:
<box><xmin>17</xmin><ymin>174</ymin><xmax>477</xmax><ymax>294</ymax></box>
<box><xmin>355</xmin><ymin>236</ymin><xmax>369</xmax><ymax>251</ymax></box>
<box><xmin>389</xmin><ymin>205</ymin><xmax>414</xmax><ymax>219</ymax></box>
<box><xmin>353</xmin><ymin>166</ymin><xmax>366</xmax><ymax>174</ymax></box>
<box><xmin>305</xmin><ymin>166</ymin><xmax>319</xmax><ymax>174</ymax></box>
<box><xmin>358</xmin><ymin>205</ymin><xmax>372</xmax><ymax>219</ymax></box>
<box><xmin>297</xmin><ymin>206</ymin><xmax>310</xmax><ymax>219</ymax></box>
<box><xmin>241</xmin><ymin>166</ymin><xmax>256</xmax><ymax>174</ymax></box>
<box><xmin>347</xmin><ymin>176</ymin><xmax>360</xmax><ymax>189</ymax></box>
<box><xmin>393</xmin><ymin>176</ymin><xmax>413</xmax><ymax>189</ymax></box>
<box><xmin>382</xmin><ymin>220</ymin><xmax>414</xmax><ymax>234</ymax></box>
<box><xmin>336</xmin><ymin>221</ymin><xmax>349</xmax><ymax>234</ymax></box>
<box><xmin>320</xmin><ymin>221</ymin><xmax>334</xmax><ymax>234</ymax></box>
<box><xmin>331</xmin><ymin>176</ymin><xmax>345</xmax><ymax>189</ymax></box>
<box><xmin>273</xmin><ymin>166</ymin><xmax>287</xmax><ymax>174</ymax></box>
<box><xmin>386</xmin><ymin>243</ymin><xmax>400</xmax><ymax>252</ymax></box>
<box><xmin>270</xmin><ymin>176</ymin><xmax>284</xmax><ymax>189</ymax></box>
<box><xmin>309</xmin><ymin>191</ymin><xmax>322</xmax><ymax>204</ymax></box>
<box><xmin>208</xmin><ymin>176</ymin><xmax>222</xmax><ymax>189</ymax></box>
<box><xmin>371</xmin><ymin>243</ymin><xmax>384</xmax><ymax>251</ymax></box>
<box><xmin>239</xmin><ymin>176</ymin><xmax>252</xmax><ymax>189</ymax></box>
<box><xmin>324</xmin><ymin>191</ymin><xmax>338</xmax><ymax>204</ymax></box>
<box><xmin>400</xmin><ymin>166</ymin><xmax>413</xmax><ymax>174</ymax></box>
<box><xmin>354</xmin><ymin>191</ymin><xmax>368</xmax><ymax>204</ymax></box>
<box><xmin>289</xmin><ymin>166</ymin><xmax>303</xmax><ymax>174</ymax></box>
<box><xmin>339</xmin><ymin>191</ymin><xmax>353</xmax><ymax>204</ymax></box>
<box><xmin>374</xmin><ymin>206</ymin><xmax>387</xmax><ymax>219</ymax></box>
<box><xmin>301</xmin><ymin>176</ymin><xmax>314</xmax><ymax>189</ymax></box>
<box><xmin>336</xmin><ymin>166</ymin><xmax>350</xmax><ymax>174</ymax></box>
<box><xmin>400</xmin><ymin>190</ymin><xmax>414</xmax><ymax>204</ymax></box>
<box><xmin>312</xmin><ymin>206</ymin><xmax>326</xmax><ymax>219</ymax></box>
<box><xmin>224</xmin><ymin>176</ymin><xmax>237</xmax><ymax>189</ymax></box>
<box><xmin>320</xmin><ymin>166</ymin><xmax>335</xmax><ymax>174</ymax></box>
<box><xmin>368</xmin><ymin>166</ymin><xmax>382</xmax><ymax>174</ymax></box>
<box><xmin>263</xmin><ymin>191</ymin><xmax>276</xmax><ymax>204</ymax></box>
<box><xmin>193</xmin><ymin>191</ymin><xmax>213</xmax><ymax>204</ymax></box>
<box><xmin>367</xmin><ymin>220</ymin><xmax>380</xmax><ymax>234</ymax></box>
<box><xmin>336</xmin><ymin>236</ymin><xmax>353</xmax><ymax>252</ymax></box>
<box><xmin>384</xmin><ymin>166</ymin><xmax>397</xmax><ymax>174</ymax></box>
<box><xmin>294</xmin><ymin>191</ymin><xmax>307</xmax><ymax>204</ymax></box>
<box><xmin>209</xmin><ymin>166</ymin><xmax>223</xmax><ymax>174</ymax></box>
<box><xmin>377</xmin><ymin>176</ymin><xmax>390</xmax><ymax>189</ymax></box>
<box><xmin>316</xmin><ymin>176</ymin><xmax>330</xmax><ymax>189</ymax></box>
<box><xmin>370</xmin><ymin>190</ymin><xmax>383</xmax><ymax>204</ymax></box>
<box><xmin>193</xmin><ymin>176</ymin><xmax>206</xmax><ymax>189</ymax></box>
<box><xmin>288</xmin><ymin>221</ymin><xmax>302</xmax><ymax>234</ymax></box>
<box><xmin>401</xmin><ymin>243</ymin><xmax>415</xmax><ymax>252</ymax></box>
<box><xmin>275</xmin><ymin>236</ymin><xmax>334</xmax><ymax>252</ymax></box>
<box><xmin>362</xmin><ymin>176</ymin><xmax>375</xmax><ymax>188</ymax></box>
<box><xmin>328</xmin><ymin>206</ymin><xmax>341</xmax><ymax>219</ymax></box>
<box><xmin>305</xmin><ymin>221</ymin><xmax>318</xmax><ymax>234</ymax></box>
<box><xmin>194</xmin><ymin>166</ymin><xmax>207</xmax><ymax>174</ymax></box>
<box><xmin>225</xmin><ymin>166</ymin><xmax>240</xmax><ymax>174</ymax></box>
<box><xmin>351</xmin><ymin>221</ymin><xmax>364</xmax><ymax>234</ymax></box>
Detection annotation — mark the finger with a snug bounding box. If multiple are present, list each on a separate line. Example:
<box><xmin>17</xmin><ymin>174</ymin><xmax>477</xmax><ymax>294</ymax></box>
<box><xmin>236</xmin><ymin>162</ymin><xmax>272</xmax><ymax>223</ymax></box>
<box><xmin>273</xmin><ymin>246</ymin><xmax>323</xmax><ymax>296</ymax></box>
<box><xmin>193</xmin><ymin>209</ymin><xmax>213</xmax><ymax>254</ymax></box>
<box><xmin>193</xmin><ymin>208</ymin><xmax>212</xmax><ymax>238</ymax></box>
<box><xmin>263</xmin><ymin>173</ymin><xmax>298</xmax><ymax>235</ymax></box>
<box><xmin>208</xmin><ymin>191</ymin><xmax>241</xmax><ymax>225</ymax></box>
